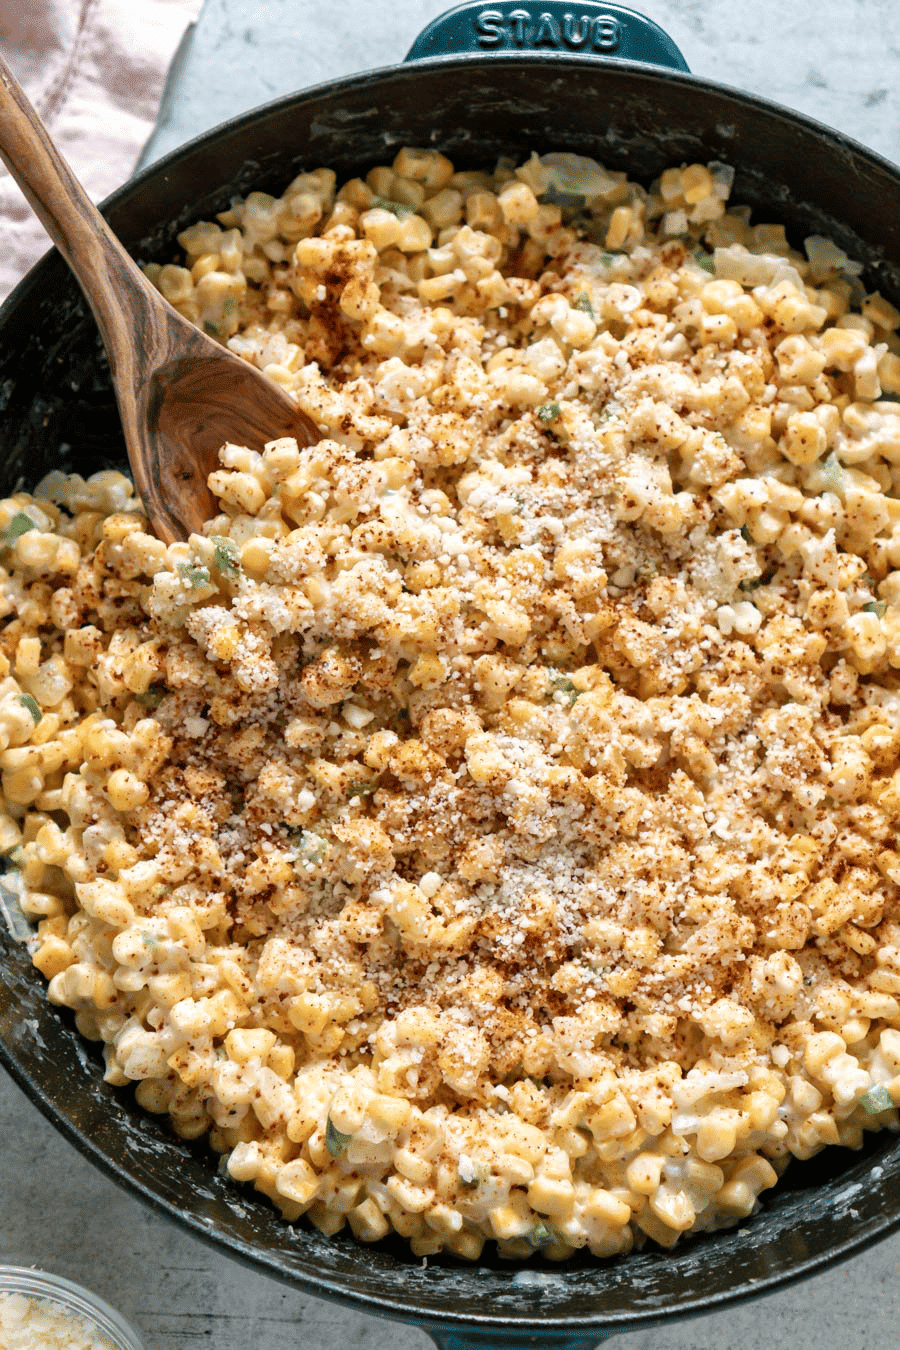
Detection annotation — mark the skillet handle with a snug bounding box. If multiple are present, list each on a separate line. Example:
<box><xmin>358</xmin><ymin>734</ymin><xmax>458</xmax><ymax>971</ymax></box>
<box><xmin>405</xmin><ymin>0</ymin><xmax>689</xmax><ymax>70</ymax></box>
<box><xmin>426</xmin><ymin>1330</ymin><xmax>613</xmax><ymax>1349</ymax></box>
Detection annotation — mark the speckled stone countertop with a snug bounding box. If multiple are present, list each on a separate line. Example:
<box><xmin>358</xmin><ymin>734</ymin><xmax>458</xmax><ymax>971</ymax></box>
<box><xmin>2</xmin><ymin>2</ymin><xmax>899</xmax><ymax>1348</ymax></box>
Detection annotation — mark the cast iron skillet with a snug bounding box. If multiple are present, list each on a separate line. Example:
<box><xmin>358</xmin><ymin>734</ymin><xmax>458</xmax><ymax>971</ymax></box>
<box><xmin>1</xmin><ymin>4</ymin><xmax>899</xmax><ymax>1346</ymax></box>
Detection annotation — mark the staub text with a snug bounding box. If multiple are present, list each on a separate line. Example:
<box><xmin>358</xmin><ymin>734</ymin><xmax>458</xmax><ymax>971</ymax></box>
<box><xmin>473</xmin><ymin>8</ymin><xmax>621</xmax><ymax>50</ymax></box>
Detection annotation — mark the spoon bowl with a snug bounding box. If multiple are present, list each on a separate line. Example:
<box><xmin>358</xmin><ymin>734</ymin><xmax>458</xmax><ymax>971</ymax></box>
<box><xmin>114</xmin><ymin>280</ymin><xmax>321</xmax><ymax>541</ymax></box>
<box><xmin>0</xmin><ymin>56</ymin><xmax>319</xmax><ymax>543</ymax></box>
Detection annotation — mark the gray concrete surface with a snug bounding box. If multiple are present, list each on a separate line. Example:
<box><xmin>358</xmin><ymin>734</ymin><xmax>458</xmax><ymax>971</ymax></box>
<box><xmin>3</xmin><ymin>1</ymin><xmax>900</xmax><ymax>1347</ymax></box>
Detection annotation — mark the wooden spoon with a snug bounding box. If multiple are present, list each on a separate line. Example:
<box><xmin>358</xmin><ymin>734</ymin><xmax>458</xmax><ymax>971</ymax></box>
<box><xmin>0</xmin><ymin>57</ymin><xmax>319</xmax><ymax>544</ymax></box>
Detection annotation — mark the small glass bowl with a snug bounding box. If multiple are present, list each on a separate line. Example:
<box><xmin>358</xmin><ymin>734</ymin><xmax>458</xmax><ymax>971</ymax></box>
<box><xmin>0</xmin><ymin>1266</ymin><xmax>145</xmax><ymax>1350</ymax></box>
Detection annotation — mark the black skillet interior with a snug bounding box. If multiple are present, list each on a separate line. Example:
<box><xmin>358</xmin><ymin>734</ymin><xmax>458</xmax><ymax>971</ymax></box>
<box><xmin>1</xmin><ymin>53</ymin><xmax>899</xmax><ymax>1342</ymax></box>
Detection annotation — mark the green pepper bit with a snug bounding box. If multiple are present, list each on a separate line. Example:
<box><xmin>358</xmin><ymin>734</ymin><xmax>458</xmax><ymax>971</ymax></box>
<box><xmin>374</xmin><ymin>197</ymin><xmax>413</xmax><ymax>218</ymax></box>
<box><xmin>211</xmin><ymin>536</ymin><xmax>241</xmax><ymax>577</ymax></box>
<box><xmin>6</xmin><ymin>513</ymin><xmax>37</xmax><ymax>540</ymax></box>
<box><xmin>18</xmin><ymin>693</ymin><xmax>42</xmax><ymax>724</ymax></box>
<box><xmin>548</xmin><ymin>670</ymin><xmax>580</xmax><ymax>706</ymax></box>
<box><xmin>326</xmin><ymin>1116</ymin><xmax>354</xmax><ymax>1156</ymax></box>
<box><xmin>177</xmin><ymin>562</ymin><xmax>211</xmax><ymax>587</ymax></box>
<box><xmin>289</xmin><ymin>828</ymin><xmax>326</xmax><ymax>866</ymax></box>
<box><xmin>526</xmin><ymin>1221</ymin><xmax>560</xmax><ymax>1248</ymax></box>
<box><xmin>860</xmin><ymin>1084</ymin><xmax>894</xmax><ymax>1115</ymax></box>
<box><xmin>136</xmin><ymin>684</ymin><xmax>167</xmax><ymax>708</ymax></box>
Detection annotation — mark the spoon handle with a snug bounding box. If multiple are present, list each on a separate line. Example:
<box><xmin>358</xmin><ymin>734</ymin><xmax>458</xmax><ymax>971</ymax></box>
<box><xmin>0</xmin><ymin>55</ymin><xmax>153</xmax><ymax>355</ymax></box>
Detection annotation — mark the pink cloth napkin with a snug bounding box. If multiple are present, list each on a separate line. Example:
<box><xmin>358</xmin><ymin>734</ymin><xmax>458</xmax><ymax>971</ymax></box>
<box><xmin>0</xmin><ymin>0</ymin><xmax>202</xmax><ymax>302</ymax></box>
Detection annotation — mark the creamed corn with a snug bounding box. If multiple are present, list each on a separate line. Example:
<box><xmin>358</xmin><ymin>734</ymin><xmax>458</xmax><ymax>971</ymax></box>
<box><xmin>2</xmin><ymin>148</ymin><xmax>900</xmax><ymax>1261</ymax></box>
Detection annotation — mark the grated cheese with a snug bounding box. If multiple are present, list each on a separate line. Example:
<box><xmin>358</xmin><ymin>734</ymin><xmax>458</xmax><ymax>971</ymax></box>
<box><xmin>0</xmin><ymin>1292</ymin><xmax>119</xmax><ymax>1350</ymax></box>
